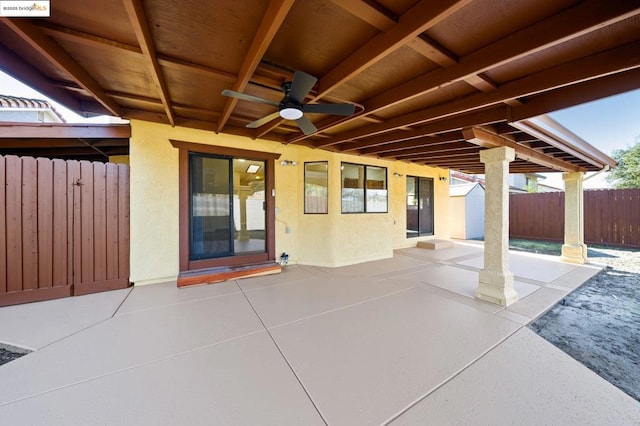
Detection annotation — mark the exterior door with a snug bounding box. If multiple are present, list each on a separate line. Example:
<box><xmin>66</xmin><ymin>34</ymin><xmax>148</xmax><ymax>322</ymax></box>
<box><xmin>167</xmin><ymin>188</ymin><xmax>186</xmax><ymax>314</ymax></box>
<box><xmin>189</xmin><ymin>153</ymin><xmax>267</xmax><ymax>262</ymax></box>
<box><xmin>406</xmin><ymin>176</ymin><xmax>434</xmax><ymax>237</ymax></box>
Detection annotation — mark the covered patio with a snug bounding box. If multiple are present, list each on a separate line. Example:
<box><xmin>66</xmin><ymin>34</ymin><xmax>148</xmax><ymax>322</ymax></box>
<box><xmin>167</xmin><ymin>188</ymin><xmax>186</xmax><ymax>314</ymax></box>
<box><xmin>0</xmin><ymin>242</ymin><xmax>638</xmax><ymax>424</ymax></box>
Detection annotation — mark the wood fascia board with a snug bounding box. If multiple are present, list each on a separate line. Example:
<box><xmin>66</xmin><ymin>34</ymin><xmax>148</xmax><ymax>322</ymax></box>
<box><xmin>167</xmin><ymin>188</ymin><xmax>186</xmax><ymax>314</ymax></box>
<box><xmin>352</xmin><ymin>0</ymin><xmax>640</xmax><ymax>117</ymax></box>
<box><xmin>511</xmin><ymin>116</ymin><xmax>617</xmax><ymax>169</ymax></box>
<box><xmin>0</xmin><ymin>44</ymin><xmax>83</xmax><ymax>113</ymax></box>
<box><xmin>318</xmin><ymin>0</ymin><xmax>471</xmax><ymax>94</ymax></box>
<box><xmin>463</xmin><ymin>127</ymin><xmax>580</xmax><ymax>172</ymax></box>
<box><xmin>216</xmin><ymin>0</ymin><xmax>295</xmax><ymax>132</ymax></box>
<box><xmin>0</xmin><ymin>123</ymin><xmax>131</xmax><ymax>138</ymax></box>
<box><xmin>1</xmin><ymin>18</ymin><xmax>121</xmax><ymax>116</ymax></box>
<box><xmin>123</xmin><ymin>0</ymin><xmax>175</xmax><ymax>126</ymax></box>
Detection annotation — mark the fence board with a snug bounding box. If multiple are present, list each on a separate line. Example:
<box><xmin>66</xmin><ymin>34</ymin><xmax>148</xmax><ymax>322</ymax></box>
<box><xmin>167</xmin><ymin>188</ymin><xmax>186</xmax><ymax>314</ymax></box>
<box><xmin>21</xmin><ymin>157</ymin><xmax>38</xmax><ymax>291</ymax></box>
<box><xmin>37</xmin><ymin>158</ymin><xmax>53</xmax><ymax>288</ymax></box>
<box><xmin>510</xmin><ymin>189</ymin><xmax>640</xmax><ymax>248</ymax></box>
<box><xmin>6</xmin><ymin>156</ymin><xmax>23</xmax><ymax>292</ymax></box>
<box><xmin>118</xmin><ymin>164</ymin><xmax>130</xmax><ymax>278</ymax></box>
<box><xmin>80</xmin><ymin>161</ymin><xmax>94</xmax><ymax>284</ymax></box>
<box><xmin>105</xmin><ymin>163</ymin><xmax>118</xmax><ymax>280</ymax></box>
<box><xmin>52</xmin><ymin>159</ymin><xmax>68</xmax><ymax>286</ymax></box>
<box><xmin>0</xmin><ymin>157</ymin><xmax>5</xmax><ymax>294</ymax></box>
<box><xmin>93</xmin><ymin>162</ymin><xmax>107</xmax><ymax>282</ymax></box>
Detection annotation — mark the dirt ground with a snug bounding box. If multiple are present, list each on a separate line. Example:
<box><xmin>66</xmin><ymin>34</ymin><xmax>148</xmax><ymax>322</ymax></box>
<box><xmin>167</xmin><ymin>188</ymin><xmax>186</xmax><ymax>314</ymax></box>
<box><xmin>529</xmin><ymin>245</ymin><xmax>640</xmax><ymax>402</ymax></box>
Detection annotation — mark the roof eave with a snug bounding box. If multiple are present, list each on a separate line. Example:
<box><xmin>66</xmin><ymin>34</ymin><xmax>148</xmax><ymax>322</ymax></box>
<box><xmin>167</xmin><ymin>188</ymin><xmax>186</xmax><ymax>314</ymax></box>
<box><xmin>512</xmin><ymin>115</ymin><xmax>617</xmax><ymax>170</ymax></box>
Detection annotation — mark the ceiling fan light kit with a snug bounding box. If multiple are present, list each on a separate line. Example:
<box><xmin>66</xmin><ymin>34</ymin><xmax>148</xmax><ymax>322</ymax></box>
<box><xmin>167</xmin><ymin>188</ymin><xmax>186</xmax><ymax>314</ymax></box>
<box><xmin>221</xmin><ymin>70</ymin><xmax>356</xmax><ymax>135</ymax></box>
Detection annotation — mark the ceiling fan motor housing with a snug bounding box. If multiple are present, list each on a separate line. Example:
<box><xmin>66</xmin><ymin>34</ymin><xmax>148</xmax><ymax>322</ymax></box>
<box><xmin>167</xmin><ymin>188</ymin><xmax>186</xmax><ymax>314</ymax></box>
<box><xmin>279</xmin><ymin>82</ymin><xmax>304</xmax><ymax>119</ymax></box>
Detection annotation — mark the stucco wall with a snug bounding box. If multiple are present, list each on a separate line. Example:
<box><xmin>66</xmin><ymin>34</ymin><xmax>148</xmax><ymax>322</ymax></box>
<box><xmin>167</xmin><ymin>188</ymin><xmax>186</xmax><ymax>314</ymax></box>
<box><xmin>129</xmin><ymin>120</ymin><xmax>450</xmax><ymax>284</ymax></box>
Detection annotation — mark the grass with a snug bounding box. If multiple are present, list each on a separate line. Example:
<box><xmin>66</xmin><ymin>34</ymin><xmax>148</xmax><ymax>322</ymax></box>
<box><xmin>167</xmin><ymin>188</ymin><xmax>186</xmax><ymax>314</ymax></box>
<box><xmin>508</xmin><ymin>239</ymin><xmax>562</xmax><ymax>255</ymax></box>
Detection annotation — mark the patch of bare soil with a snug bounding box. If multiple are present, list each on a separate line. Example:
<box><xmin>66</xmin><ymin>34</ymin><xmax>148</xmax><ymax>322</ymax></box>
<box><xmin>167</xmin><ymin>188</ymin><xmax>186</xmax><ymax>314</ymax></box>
<box><xmin>529</xmin><ymin>246</ymin><xmax>640</xmax><ymax>401</ymax></box>
<box><xmin>0</xmin><ymin>344</ymin><xmax>30</xmax><ymax>366</ymax></box>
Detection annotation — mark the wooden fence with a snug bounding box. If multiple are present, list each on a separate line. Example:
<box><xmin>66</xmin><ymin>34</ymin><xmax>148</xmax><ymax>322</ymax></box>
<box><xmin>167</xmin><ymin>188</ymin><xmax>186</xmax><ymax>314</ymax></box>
<box><xmin>0</xmin><ymin>155</ymin><xmax>130</xmax><ymax>307</ymax></box>
<box><xmin>510</xmin><ymin>189</ymin><xmax>640</xmax><ymax>248</ymax></box>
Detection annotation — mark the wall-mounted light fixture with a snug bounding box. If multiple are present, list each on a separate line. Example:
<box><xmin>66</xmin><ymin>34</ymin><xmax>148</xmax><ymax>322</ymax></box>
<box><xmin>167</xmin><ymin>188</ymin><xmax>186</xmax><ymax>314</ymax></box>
<box><xmin>439</xmin><ymin>176</ymin><xmax>447</xmax><ymax>181</ymax></box>
<box><xmin>393</xmin><ymin>172</ymin><xmax>404</xmax><ymax>178</ymax></box>
<box><xmin>280</xmin><ymin>160</ymin><xmax>297</xmax><ymax>166</ymax></box>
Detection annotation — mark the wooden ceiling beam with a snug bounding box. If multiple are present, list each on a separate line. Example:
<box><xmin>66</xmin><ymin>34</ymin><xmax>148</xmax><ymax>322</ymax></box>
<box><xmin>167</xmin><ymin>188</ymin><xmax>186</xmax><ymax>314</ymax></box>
<box><xmin>1</xmin><ymin>18</ymin><xmax>121</xmax><ymax>116</ymax></box>
<box><xmin>123</xmin><ymin>0</ymin><xmax>175</xmax><ymax>126</ymax></box>
<box><xmin>294</xmin><ymin>0</ymin><xmax>640</xmax><ymax>141</ymax></box>
<box><xmin>329</xmin><ymin>0</ymin><xmax>459</xmax><ymax>67</ymax></box>
<box><xmin>362</xmin><ymin>0</ymin><xmax>640</xmax><ymax>114</ymax></box>
<box><xmin>463</xmin><ymin>127</ymin><xmax>580</xmax><ymax>172</ymax></box>
<box><xmin>510</xmin><ymin>67</ymin><xmax>640</xmax><ymax>122</ymax></box>
<box><xmin>259</xmin><ymin>0</ymin><xmax>469</xmax><ymax>138</ymax></box>
<box><xmin>317</xmin><ymin>107</ymin><xmax>505</xmax><ymax>148</ymax></box>
<box><xmin>357</xmin><ymin>131</ymin><xmax>465</xmax><ymax>155</ymax></box>
<box><xmin>318</xmin><ymin>0</ymin><xmax>471</xmax><ymax>95</ymax></box>
<box><xmin>37</xmin><ymin>20</ymin><xmax>240</xmax><ymax>83</ymax></box>
<box><xmin>391</xmin><ymin>145</ymin><xmax>479</xmax><ymax>159</ymax></box>
<box><xmin>315</xmin><ymin>40</ymin><xmax>640</xmax><ymax>147</ymax></box>
<box><xmin>0</xmin><ymin>44</ymin><xmax>83</xmax><ymax>113</ymax></box>
<box><xmin>216</xmin><ymin>0</ymin><xmax>295</xmax><ymax>132</ymax></box>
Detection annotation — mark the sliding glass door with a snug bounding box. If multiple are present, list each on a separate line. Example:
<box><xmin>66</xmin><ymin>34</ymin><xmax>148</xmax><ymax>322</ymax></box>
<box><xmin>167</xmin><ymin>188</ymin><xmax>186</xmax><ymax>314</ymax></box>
<box><xmin>406</xmin><ymin>176</ymin><xmax>434</xmax><ymax>238</ymax></box>
<box><xmin>189</xmin><ymin>154</ymin><xmax>266</xmax><ymax>260</ymax></box>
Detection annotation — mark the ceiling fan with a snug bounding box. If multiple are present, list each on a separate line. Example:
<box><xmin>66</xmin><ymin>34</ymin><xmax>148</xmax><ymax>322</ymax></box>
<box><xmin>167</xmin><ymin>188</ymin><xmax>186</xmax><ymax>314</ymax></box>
<box><xmin>221</xmin><ymin>71</ymin><xmax>355</xmax><ymax>135</ymax></box>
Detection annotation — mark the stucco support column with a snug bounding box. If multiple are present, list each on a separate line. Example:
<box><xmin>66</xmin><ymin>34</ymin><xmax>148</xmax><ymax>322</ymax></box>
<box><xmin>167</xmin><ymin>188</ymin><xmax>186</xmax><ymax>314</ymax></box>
<box><xmin>561</xmin><ymin>172</ymin><xmax>588</xmax><ymax>264</ymax></box>
<box><xmin>476</xmin><ymin>146</ymin><xmax>518</xmax><ymax>306</ymax></box>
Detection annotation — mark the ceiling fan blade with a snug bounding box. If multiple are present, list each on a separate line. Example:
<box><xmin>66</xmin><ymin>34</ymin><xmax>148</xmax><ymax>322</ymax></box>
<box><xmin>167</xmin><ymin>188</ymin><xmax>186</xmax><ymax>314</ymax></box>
<box><xmin>303</xmin><ymin>103</ymin><xmax>355</xmax><ymax>116</ymax></box>
<box><xmin>289</xmin><ymin>71</ymin><xmax>318</xmax><ymax>104</ymax></box>
<box><xmin>246</xmin><ymin>111</ymin><xmax>281</xmax><ymax>128</ymax></box>
<box><xmin>221</xmin><ymin>89</ymin><xmax>279</xmax><ymax>107</ymax></box>
<box><xmin>295</xmin><ymin>115</ymin><xmax>318</xmax><ymax>135</ymax></box>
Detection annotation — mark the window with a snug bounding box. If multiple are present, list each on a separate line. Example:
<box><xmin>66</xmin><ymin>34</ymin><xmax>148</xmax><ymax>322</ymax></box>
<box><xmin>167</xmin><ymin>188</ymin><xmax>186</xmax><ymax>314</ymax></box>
<box><xmin>304</xmin><ymin>162</ymin><xmax>328</xmax><ymax>214</ymax></box>
<box><xmin>341</xmin><ymin>162</ymin><xmax>387</xmax><ymax>213</ymax></box>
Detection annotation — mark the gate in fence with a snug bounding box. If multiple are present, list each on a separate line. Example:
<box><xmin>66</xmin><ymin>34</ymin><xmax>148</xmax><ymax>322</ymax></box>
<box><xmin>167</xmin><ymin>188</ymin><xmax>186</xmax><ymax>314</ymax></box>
<box><xmin>0</xmin><ymin>155</ymin><xmax>130</xmax><ymax>307</ymax></box>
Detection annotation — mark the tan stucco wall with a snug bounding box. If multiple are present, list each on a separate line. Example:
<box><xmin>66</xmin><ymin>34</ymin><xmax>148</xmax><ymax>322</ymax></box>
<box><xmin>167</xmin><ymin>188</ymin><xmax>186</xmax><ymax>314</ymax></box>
<box><xmin>129</xmin><ymin>119</ymin><xmax>450</xmax><ymax>284</ymax></box>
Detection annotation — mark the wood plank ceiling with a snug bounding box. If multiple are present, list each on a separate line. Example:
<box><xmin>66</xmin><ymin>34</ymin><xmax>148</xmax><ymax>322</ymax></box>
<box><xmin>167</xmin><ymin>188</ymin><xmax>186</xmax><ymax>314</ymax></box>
<box><xmin>1</xmin><ymin>0</ymin><xmax>637</xmax><ymax>172</ymax></box>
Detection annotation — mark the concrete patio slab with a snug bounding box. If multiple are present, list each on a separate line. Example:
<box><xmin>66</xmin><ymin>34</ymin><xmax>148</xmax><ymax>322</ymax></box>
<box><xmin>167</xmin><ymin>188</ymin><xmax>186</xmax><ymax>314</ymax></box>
<box><xmin>0</xmin><ymin>292</ymin><xmax>263</xmax><ymax>405</ymax></box>
<box><xmin>270</xmin><ymin>286</ymin><xmax>520</xmax><ymax>425</ymax></box>
<box><xmin>0</xmin><ymin>288</ymin><xmax>131</xmax><ymax>350</ymax></box>
<box><xmin>390</xmin><ymin>328</ymin><xmax>640</xmax><ymax>425</ymax></box>
<box><xmin>245</xmin><ymin>274</ymin><xmax>416</xmax><ymax>328</ymax></box>
<box><xmin>398</xmin><ymin>243</ymin><xmax>483</xmax><ymax>261</ymax></box>
<box><xmin>397</xmin><ymin>263</ymin><xmax>541</xmax><ymax>300</ymax></box>
<box><xmin>457</xmin><ymin>250</ymin><xmax>579</xmax><ymax>283</ymax></box>
<box><xmin>117</xmin><ymin>280</ymin><xmax>241</xmax><ymax>315</ymax></box>
<box><xmin>0</xmin><ymin>242</ymin><xmax>635</xmax><ymax>425</ymax></box>
<box><xmin>0</xmin><ymin>332</ymin><xmax>324</xmax><ymax>426</ymax></box>
<box><xmin>236</xmin><ymin>264</ymin><xmax>319</xmax><ymax>292</ymax></box>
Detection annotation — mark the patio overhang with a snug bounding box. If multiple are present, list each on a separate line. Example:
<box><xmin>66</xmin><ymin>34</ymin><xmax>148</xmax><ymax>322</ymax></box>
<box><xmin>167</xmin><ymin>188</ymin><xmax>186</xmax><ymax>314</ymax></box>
<box><xmin>0</xmin><ymin>0</ymin><xmax>635</xmax><ymax>172</ymax></box>
<box><xmin>0</xmin><ymin>122</ymin><xmax>130</xmax><ymax>161</ymax></box>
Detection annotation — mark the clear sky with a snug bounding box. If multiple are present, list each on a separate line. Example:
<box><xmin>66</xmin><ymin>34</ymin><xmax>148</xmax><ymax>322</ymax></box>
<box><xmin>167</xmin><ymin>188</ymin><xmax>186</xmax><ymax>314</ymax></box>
<box><xmin>1</xmin><ymin>70</ymin><xmax>639</xmax><ymax>188</ymax></box>
<box><xmin>546</xmin><ymin>88</ymin><xmax>640</xmax><ymax>189</ymax></box>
